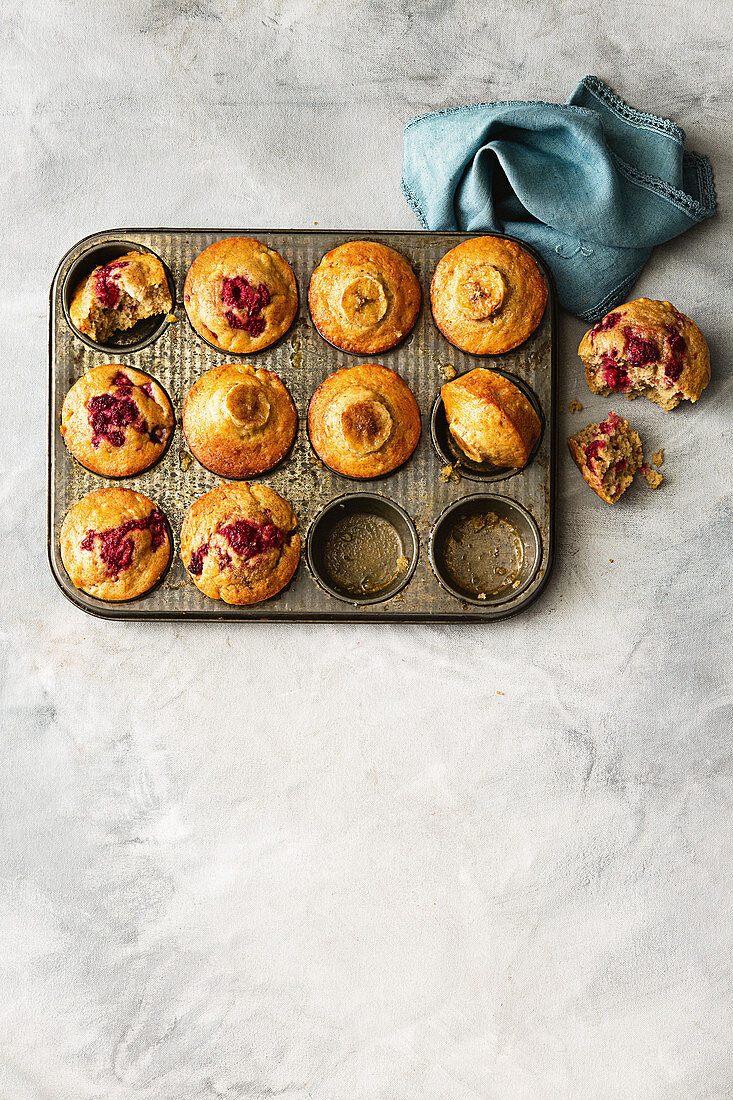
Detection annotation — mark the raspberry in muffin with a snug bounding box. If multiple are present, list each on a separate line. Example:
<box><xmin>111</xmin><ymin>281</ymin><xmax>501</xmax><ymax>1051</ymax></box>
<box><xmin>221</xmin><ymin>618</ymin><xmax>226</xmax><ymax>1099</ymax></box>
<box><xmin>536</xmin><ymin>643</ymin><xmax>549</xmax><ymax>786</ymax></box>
<box><xmin>307</xmin><ymin>363</ymin><xmax>421</xmax><ymax>479</ymax></box>
<box><xmin>180</xmin><ymin>482</ymin><xmax>300</xmax><ymax>604</ymax></box>
<box><xmin>60</xmin><ymin>488</ymin><xmax>171</xmax><ymax>600</ymax></box>
<box><xmin>567</xmin><ymin>411</ymin><xmax>643</xmax><ymax>504</ymax></box>
<box><xmin>441</xmin><ymin>368</ymin><xmax>541</xmax><ymax>468</ymax></box>
<box><xmin>61</xmin><ymin>365</ymin><xmax>174</xmax><ymax>477</ymax></box>
<box><xmin>579</xmin><ymin>299</ymin><xmax>710</xmax><ymax>410</ymax></box>
<box><xmin>430</xmin><ymin>236</ymin><xmax>547</xmax><ymax>355</ymax></box>
<box><xmin>184</xmin><ymin>237</ymin><xmax>298</xmax><ymax>354</ymax></box>
<box><xmin>69</xmin><ymin>250</ymin><xmax>172</xmax><ymax>344</ymax></box>
<box><xmin>308</xmin><ymin>240</ymin><xmax>421</xmax><ymax>354</ymax></box>
<box><xmin>182</xmin><ymin>363</ymin><xmax>297</xmax><ymax>478</ymax></box>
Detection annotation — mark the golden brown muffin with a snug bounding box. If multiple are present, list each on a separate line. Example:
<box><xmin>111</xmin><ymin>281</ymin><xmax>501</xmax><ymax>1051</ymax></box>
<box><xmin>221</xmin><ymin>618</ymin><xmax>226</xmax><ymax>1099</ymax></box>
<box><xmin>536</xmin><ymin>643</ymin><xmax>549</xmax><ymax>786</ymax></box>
<box><xmin>308</xmin><ymin>364</ymin><xmax>421</xmax><ymax>478</ymax></box>
<box><xmin>430</xmin><ymin>236</ymin><xmax>547</xmax><ymax>355</ymax></box>
<box><xmin>441</xmin><ymin>368</ymin><xmax>541</xmax><ymax>468</ymax></box>
<box><xmin>180</xmin><ymin>482</ymin><xmax>300</xmax><ymax>604</ymax></box>
<box><xmin>183</xmin><ymin>237</ymin><xmax>298</xmax><ymax>354</ymax></box>
<box><xmin>579</xmin><ymin>298</ymin><xmax>710</xmax><ymax>410</ymax></box>
<box><xmin>567</xmin><ymin>412</ymin><xmax>643</xmax><ymax>504</ymax></box>
<box><xmin>69</xmin><ymin>251</ymin><xmax>172</xmax><ymax>343</ymax></box>
<box><xmin>308</xmin><ymin>240</ymin><xmax>421</xmax><ymax>354</ymax></box>
<box><xmin>61</xmin><ymin>365</ymin><xmax>174</xmax><ymax>477</ymax></box>
<box><xmin>182</xmin><ymin>363</ymin><xmax>297</xmax><ymax>478</ymax></box>
<box><xmin>60</xmin><ymin>488</ymin><xmax>171</xmax><ymax>600</ymax></box>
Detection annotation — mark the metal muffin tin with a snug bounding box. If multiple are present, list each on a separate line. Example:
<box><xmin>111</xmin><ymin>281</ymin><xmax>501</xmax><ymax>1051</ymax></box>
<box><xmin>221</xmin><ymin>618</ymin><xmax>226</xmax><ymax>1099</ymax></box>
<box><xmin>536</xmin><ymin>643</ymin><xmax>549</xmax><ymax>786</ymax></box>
<box><xmin>48</xmin><ymin>228</ymin><xmax>556</xmax><ymax>622</ymax></box>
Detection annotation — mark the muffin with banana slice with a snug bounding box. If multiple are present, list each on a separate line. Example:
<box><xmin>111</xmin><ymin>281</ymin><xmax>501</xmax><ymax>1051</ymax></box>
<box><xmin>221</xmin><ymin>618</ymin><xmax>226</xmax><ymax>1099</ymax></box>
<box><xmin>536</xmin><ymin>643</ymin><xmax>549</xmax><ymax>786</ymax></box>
<box><xmin>308</xmin><ymin>241</ymin><xmax>421</xmax><ymax>354</ymax></box>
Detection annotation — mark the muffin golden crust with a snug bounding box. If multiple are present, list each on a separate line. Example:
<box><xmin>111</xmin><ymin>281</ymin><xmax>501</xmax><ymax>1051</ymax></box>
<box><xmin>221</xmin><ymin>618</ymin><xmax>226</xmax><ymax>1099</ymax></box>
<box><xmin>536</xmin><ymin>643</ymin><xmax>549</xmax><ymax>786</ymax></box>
<box><xmin>567</xmin><ymin>411</ymin><xmax>643</xmax><ymax>504</ymax></box>
<box><xmin>60</xmin><ymin>488</ymin><xmax>171</xmax><ymax>600</ymax></box>
<box><xmin>441</xmin><ymin>368</ymin><xmax>541</xmax><ymax>468</ymax></box>
<box><xmin>308</xmin><ymin>240</ymin><xmax>421</xmax><ymax>354</ymax></box>
<box><xmin>579</xmin><ymin>298</ymin><xmax>710</xmax><ymax>410</ymax></box>
<box><xmin>182</xmin><ymin>363</ymin><xmax>297</xmax><ymax>478</ymax></box>
<box><xmin>61</xmin><ymin>365</ymin><xmax>174</xmax><ymax>477</ymax></box>
<box><xmin>308</xmin><ymin>363</ymin><xmax>421</xmax><ymax>478</ymax></box>
<box><xmin>183</xmin><ymin>237</ymin><xmax>298</xmax><ymax>354</ymax></box>
<box><xmin>69</xmin><ymin>251</ymin><xmax>172</xmax><ymax>344</ymax></box>
<box><xmin>180</xmin><ymin>482</ymin><xmax>300</xmax><ymax>605</ymax></box>
<box><xmin>430</xmin><ymin>236</ymin><xmax>547</xmax><ymax>355</ymax></box>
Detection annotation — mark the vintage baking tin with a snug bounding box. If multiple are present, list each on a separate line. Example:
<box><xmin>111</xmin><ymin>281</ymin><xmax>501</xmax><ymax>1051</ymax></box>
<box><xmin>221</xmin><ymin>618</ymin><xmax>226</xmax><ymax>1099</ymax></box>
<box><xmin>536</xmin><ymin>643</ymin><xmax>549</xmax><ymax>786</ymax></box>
<box><xmin>48</xmin><ymin>229</ymin><xmax>557</xmax><ymax>622</ymax></box>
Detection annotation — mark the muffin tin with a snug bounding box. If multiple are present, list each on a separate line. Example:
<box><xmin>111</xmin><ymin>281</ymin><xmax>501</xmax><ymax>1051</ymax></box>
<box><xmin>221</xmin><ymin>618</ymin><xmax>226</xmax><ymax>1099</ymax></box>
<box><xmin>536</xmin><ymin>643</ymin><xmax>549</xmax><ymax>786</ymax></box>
<box><xmin>48</xmin><ymin>229</ymin><xmax>556</xmax><ymax>622</ymax></box>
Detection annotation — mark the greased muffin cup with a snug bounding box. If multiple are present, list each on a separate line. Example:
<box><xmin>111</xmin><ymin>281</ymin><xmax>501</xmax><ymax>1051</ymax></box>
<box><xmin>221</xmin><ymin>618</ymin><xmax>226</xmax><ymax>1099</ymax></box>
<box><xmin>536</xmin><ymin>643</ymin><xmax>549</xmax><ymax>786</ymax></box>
<box><xmin>306</xmin><ymin>494</ymin><xmax>418</xmax><ymax>604</ymax></box>
<box><xmin>429</xmin><ymin>495</ymin><xmax>542</xmax><ymax>607</ymax></box>
<box><xmin>49</xmin><ymin>229</ymin><xmax>556</xmax><ymax>622</ymax></box>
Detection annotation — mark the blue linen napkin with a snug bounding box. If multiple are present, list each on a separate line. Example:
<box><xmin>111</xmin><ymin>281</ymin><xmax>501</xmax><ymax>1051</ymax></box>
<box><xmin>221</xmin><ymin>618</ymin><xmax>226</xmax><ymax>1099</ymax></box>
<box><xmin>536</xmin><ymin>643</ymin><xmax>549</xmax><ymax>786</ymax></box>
<box><xmin>401</xmin><ymin>76</ymin><xmax>716</xmax><ymax>322</ymax></box>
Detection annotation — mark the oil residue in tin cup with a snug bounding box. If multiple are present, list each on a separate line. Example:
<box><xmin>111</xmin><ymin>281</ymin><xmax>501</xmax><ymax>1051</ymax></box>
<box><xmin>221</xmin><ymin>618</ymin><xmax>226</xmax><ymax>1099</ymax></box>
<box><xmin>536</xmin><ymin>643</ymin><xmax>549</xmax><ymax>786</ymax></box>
<box><xmin>443</xmin><ymin>511</ymin><xmax>524</xmax><ymax>598</ymax></box>
<box><xmin>322</xmin><ymin>513</ymin><xmax>407</xmax><ymax>596</ymax></box>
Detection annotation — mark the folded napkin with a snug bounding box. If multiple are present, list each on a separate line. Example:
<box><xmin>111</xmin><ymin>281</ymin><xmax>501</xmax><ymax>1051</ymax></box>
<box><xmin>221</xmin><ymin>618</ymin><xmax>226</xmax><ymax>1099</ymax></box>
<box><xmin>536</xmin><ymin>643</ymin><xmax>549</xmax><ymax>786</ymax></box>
<box><xmin>402</xmin><ymin>76</ymin><xmax>716</xmax><ymax>322</ymax></box>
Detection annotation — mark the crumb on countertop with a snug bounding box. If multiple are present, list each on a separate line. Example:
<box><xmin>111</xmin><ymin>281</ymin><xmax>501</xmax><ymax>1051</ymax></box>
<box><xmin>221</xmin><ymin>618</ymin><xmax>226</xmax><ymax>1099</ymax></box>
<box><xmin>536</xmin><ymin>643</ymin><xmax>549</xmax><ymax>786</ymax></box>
<box><xmin>652</xmin><ymin>449</ymin><xmax>664</xmax><ymax>467</ymax></box>
<box><xmin>641</xmin><ymin>463</ymin><xmax>663</xmax><ymax>489</ymax></box>
<box><xmin>568</xmin><ymin>398</ymin><xmax>583</xmax><ymax>412</ymax></box>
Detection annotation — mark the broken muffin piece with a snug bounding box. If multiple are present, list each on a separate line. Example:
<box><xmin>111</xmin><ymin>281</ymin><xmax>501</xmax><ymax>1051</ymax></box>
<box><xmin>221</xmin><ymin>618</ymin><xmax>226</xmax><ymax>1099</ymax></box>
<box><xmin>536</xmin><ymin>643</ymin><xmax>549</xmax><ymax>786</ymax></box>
<box><xmin>567</xmin><ymin>411</ymin><xmax>643</xmax><ymax>504</ymax></box>
<box><xmin>69</xmin><ymin>251</ymin><xmax>172</xmax><ymax>343</ymax></box>
<box><xmin>578</xmin><ymin>298</ymin><xmax>710</xmax><ymax>411</ymax></box>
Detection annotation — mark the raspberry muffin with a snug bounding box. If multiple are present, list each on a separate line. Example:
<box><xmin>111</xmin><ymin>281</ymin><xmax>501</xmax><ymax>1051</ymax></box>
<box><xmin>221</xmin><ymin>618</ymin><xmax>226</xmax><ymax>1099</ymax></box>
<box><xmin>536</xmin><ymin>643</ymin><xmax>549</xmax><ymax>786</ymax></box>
<box><xmin>430</xmin><ymin>236</ymin><xmax>547</xmax><ymax>355</ymax></box>
<box><xmin>60</xmin><ymin>488</ymin><xmax>171</xmax><ymax>600</ymax></box>
<box><xmin>182</xmin><ymin>363</ymin><xmax>297</xmax><ymax>478</ymax></box>
<box><xmin>184</xmin><ymin>237</ymin><xmax>298</xmax><ymax>353</ymax></box>
<box><xmin>308</xmin><ymin>240</ymin><xmax>421</xmax><ymax>354</ymax></box>
<box><xmin>308</xmin><ymin>364</ymin><xmax>421</xmax><ymax>479</ymax></box>
<box><xmin>61</xmin><ymin>365</ymin><xmax>174</xmax><ymax>477</ymax></box>
<box><xmin>181</xmin><ymin>482</ymin><xmax>300</xmax><ymax>604</ymax></box>
<box><xmin>69</xmin><ymin>250</ymin><xmax>172</xmax><ymax>344</ymax></box>
<box><xmin>441</xmin><ymin>368</ymin><xmax>541</xmax><ymax>468</ymax></box>
<box><xmin>567</xmin><ymin>412</ymin><xmax>643</xmax><ymax>504</ymax></box>
<box><xmin>579</xmin><ymin>298</ymin><xmax>710</xmax><ymax>410</ymax></box>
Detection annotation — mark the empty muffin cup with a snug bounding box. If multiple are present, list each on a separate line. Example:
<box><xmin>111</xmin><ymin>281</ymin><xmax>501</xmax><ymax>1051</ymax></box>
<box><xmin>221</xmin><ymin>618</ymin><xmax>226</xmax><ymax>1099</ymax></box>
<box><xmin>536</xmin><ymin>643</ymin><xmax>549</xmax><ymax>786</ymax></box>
<box><xmin>430</xmin><ymin>368</ymin><xmax>544</xmax><ymax>482</ymax></box>
<box><xmin>307</xmin><ymin>493</ymin><xmax>418</xmax><ymax>604</ymax></box>
<box><xmin>61</xmin><ymin>240</ymin><xmax>176</xmax><ymax>353</ymax></box>
<box><xmin>429</xmin><ymin>494</ymin><xmax>541</xmax><ymax>606</ymax></box>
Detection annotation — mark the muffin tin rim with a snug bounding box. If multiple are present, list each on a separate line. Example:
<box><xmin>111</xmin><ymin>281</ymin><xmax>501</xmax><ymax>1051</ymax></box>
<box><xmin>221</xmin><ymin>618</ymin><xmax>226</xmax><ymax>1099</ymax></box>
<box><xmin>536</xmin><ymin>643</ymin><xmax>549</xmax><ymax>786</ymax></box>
<box><xmin>48</xmin><ymin>227</ymin><xmax>557</xmax><ymax>623</ymax></box>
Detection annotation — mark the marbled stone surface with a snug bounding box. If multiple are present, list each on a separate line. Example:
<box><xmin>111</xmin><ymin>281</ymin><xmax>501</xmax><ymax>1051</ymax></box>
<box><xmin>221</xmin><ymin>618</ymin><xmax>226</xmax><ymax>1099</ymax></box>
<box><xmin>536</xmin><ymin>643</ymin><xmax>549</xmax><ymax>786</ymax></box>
<box><xmin>1</xmin><ymin>1</ymin><xmax>731</xmax><ymax>1097</ymax></box>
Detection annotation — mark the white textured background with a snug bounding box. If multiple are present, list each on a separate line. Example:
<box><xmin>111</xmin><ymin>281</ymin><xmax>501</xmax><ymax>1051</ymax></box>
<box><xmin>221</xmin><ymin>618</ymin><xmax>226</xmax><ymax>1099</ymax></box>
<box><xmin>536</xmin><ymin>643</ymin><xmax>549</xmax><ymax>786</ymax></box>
<box><xmin>2</xmin><ymin>1</ymin><xmax>732</xmax><ymax>1097</ymax></box>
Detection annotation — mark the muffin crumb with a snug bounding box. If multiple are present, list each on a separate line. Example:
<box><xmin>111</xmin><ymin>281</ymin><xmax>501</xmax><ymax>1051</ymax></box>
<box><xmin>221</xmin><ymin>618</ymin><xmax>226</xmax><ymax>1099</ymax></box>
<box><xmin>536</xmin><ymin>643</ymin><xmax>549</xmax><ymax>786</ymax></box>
<box><xmin>641</xmin><ymin>463</ymin><xmax>664</xmax><ymax>488</ymax></box>
<box><xmin>568</xmin><ymin>398</ymin><xmax>583</xmax><ymax>412</ymax></box>
<box><xmin>652</xmin><ymin>448</ymin><xmax>664</xmax><ymax>467</ymax></box>
<box><xmin>440</xmin><ymin>463</ymin><xmax>461</xmax><ymax>483</ymax></box>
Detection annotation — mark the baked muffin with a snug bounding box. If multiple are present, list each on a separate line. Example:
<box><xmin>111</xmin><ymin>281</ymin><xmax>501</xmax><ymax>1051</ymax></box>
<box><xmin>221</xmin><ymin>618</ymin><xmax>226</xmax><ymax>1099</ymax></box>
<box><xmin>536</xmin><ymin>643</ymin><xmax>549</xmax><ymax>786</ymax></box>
<box><xmin>69</xmin><ymin>251</ymin><xmax>172</xmax><ymax>344</ymax></box>
<box><xmin>61</xmin><ymin>365</ymin><xmax>174</xmax><ymax>477</ymax></box>
<box><xmin>579</xmin><ymin>298</ymin><xmax>710</xmax><ymax>410</ymax></box>
<box><xmin>308</xmin><ymin>363</ymin><xmax>421</xmax><ymax>478</ymax></box>
<box><xmin>60</xmin><ymin>488</ymin><xmax>171</xmax><ymax>600</ymax></box>
<box><xmin>441</xmin><ymin>368</ymin><xmax>541</xmax><ymax>468</ymax></box>
<box><xmin>182</xmin><ymin>363</ymin><xmax>297</xmax><ymax>478</ymax></box>
<box><xmin>184</xmin><ymin>237</ymin><xmax>298</xmax><ymax>354</ymax></box>
<box><xmin>430</xmin><ymin>236</ymin><xmax>547</xmax><ymax>355</ymax></box>
<box><xmin>308</xmin><ymin>240</ymin><xmax>421</xmax><ymax>354</ymax></box>
<box><xmin>567</xmin><ymin>412</ymin><xmax>643</xmax><ymax>504</ymax></box>
<box><xmin>180</xmin><ymin>482</ymin><xmax>300</xmax><ymax>604</ymax></box>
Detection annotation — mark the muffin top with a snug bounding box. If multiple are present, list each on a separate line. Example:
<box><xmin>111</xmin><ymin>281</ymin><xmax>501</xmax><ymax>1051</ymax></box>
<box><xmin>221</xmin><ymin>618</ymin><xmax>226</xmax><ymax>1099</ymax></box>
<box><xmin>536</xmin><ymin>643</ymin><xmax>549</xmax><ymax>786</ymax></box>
<box><xmin>430</xmin><ymin>236</ymin><xmax>547</xmax><ymax>355</ymax></box>
<box><xmin>308</xmin><ymin>363</ymin><xmax>421</xmax><ymax>479</ymax></box>
<box><xmin>69</xmin><ymin>250</ymin><xmax>172</xmax><ymax>344</ymax></box>
<box><xmin>180</xmin><ymin>482</ymin><xmax>300</xmax><ymax>605</ymax></box>
<box><xmin>182</xmin><ymin>363</ymin><xmax>297</xmax><ymax>478</ymax></box>
<box><xmin>61</xmin><ymin>364</ymin><xmax>174</xmax><ymax>477</ymax></box>
<box><xmin>441</xmin><ymin>368</ymin><xmax>541</xmax><ymax>468</ymax></box>
<box><xmin>308</xmin><ymin>240</ymin><xmax>421</xmax><ymax>354</ymax></box>
<box><xmin>579</xmin><ymin>298</ymin><xmax>710</xmax><ymax>410</ymax></box>
<box><xmin>184</xmin><ymin>237</ymin><xmax>298</xmax><ymax>354</ymax></box>
<box><xmin>60</xmin><ymin>488</ymin><xmax>171</xmax><ymax>601</ymax></box>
